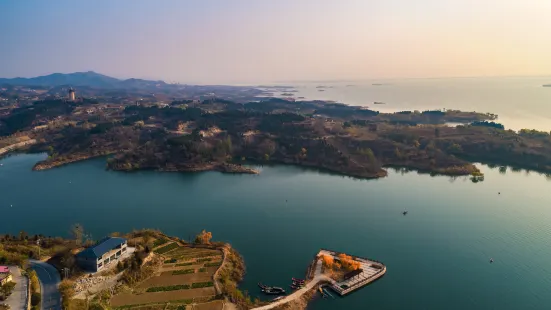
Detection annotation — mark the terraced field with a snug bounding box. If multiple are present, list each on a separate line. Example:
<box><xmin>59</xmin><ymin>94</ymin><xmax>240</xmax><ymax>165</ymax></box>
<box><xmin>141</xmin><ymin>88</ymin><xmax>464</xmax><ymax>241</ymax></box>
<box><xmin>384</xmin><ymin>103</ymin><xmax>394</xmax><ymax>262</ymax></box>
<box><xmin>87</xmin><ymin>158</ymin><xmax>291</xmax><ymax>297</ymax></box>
<box><xmin>112</xmin><ymin>243</ymin><xmax>224</xmax><ymax>309</ymax></box>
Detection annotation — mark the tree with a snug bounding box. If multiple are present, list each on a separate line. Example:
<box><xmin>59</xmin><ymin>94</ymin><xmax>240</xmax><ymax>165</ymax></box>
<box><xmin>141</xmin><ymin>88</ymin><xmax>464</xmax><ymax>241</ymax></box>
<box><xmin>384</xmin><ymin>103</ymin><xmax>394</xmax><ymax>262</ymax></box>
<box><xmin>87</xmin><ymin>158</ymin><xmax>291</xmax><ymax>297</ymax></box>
<box><xmin>19</xmin><ymin>230</ymin><xmax>28</xmax><ymax>241</ymax></box>
<box><xmin>322</xmin><ymin>255</ymin><xmax>334</xmax><ymax>269</ymax></box>
<box><xmin>0</xmin><ymin>282</ymin><xmax>16</xmax><ymax>299</ymax></box>
<box><xmin>447</xmin><ymin>143</ymin><xmax>463</xmax><ymax>154</ymax></box>
<box><xmin>70</xmin><ymin>224</ymin><xmax>84</xmax><ymax>245</ymax></box>
<box><xmin>194</xmin><ymin>230</ymin><xmax>213</xmax><ymax>245</ymax></box>
<box><xmin>337</xmin><ymin>253</ymin><xmax>361</xmax><ymax>271</ymax></box>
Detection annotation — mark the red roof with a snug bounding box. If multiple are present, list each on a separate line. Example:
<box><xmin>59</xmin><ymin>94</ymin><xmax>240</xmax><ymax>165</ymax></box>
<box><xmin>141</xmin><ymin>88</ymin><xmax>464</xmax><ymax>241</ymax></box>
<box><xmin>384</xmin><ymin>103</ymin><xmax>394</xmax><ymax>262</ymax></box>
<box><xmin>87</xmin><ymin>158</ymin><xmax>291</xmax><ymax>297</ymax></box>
<box><xmin>0</xmin><ymin>266</ymin><xmax>9</xmax><ymax>273</ymax></box>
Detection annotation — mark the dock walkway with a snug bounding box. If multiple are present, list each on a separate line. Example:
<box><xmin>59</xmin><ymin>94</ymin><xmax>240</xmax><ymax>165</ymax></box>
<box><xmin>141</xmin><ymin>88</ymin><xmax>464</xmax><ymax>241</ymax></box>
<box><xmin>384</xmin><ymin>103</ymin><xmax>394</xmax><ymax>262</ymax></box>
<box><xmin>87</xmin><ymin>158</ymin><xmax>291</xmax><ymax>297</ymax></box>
<box><xmin>252</xmin><ymin>260</ymin><xmax>330</xmax><ymax>310</ymax></box>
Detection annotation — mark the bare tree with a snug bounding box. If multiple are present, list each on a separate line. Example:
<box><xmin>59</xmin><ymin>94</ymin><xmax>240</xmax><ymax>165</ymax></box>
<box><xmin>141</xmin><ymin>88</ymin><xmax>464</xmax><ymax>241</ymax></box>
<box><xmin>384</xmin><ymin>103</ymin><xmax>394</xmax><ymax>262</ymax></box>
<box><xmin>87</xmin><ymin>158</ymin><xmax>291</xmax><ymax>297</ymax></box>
<box><xmin>70</xmin><ymin>223</ymin><xmax>84</xmax><ymax>245</ymax></box>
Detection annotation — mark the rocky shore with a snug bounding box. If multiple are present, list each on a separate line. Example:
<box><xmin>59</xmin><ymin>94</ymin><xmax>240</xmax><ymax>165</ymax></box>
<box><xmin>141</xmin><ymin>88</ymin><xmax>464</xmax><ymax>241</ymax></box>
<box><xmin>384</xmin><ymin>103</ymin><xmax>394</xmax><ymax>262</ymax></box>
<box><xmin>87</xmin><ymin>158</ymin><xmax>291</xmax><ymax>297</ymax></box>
<box><xmin>126</xmin><ymin>162</ymin><xmax>260</xmax><ymax>175</ymax></box>
<box><xmin>33</xmin><ymin>151</ymin><xmax>115</xmax><ymax>171</ymax></box>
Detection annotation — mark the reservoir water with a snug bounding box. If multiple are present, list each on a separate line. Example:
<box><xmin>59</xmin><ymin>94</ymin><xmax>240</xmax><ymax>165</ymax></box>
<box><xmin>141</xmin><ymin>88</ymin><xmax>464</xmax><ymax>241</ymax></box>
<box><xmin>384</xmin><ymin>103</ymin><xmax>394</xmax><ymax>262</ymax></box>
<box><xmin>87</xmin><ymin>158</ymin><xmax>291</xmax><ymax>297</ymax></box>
<box><xmin>265</xmin><ymin>76</ymin><xmax>551</xmax><ymax>131</ymax></box>
<box><xmin>1</xmin><ymin>154</ymin><xmax>551</xmax><ymax>309</ymax></box>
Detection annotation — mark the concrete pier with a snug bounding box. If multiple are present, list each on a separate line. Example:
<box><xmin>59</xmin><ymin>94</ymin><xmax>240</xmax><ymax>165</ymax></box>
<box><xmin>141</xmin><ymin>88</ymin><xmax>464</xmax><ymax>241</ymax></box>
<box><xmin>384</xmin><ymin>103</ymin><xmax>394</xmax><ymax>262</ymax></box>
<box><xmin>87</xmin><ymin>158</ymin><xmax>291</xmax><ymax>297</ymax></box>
<box><xmin>317</xmin><ymin>249</ymin><xmax>386</xmax><ymax>296</ymax></box>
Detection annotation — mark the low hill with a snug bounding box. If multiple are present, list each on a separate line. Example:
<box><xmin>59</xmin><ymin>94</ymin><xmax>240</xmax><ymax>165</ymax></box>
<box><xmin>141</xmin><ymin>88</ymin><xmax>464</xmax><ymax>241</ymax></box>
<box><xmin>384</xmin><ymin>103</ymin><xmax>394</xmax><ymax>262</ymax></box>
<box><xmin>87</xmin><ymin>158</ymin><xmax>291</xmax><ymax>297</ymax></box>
<box><xmin>0</xmin><ymin>71</ymin><xmax>167</xmax><ymax>89</ymax></box>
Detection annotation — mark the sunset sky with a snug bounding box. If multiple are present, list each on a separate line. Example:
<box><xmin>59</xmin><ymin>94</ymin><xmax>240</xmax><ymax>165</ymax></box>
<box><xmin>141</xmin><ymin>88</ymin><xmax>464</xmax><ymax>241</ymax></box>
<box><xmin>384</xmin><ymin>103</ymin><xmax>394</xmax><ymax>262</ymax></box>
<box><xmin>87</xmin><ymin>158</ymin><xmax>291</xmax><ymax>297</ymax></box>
<box><xmin>1</xmin><ymin>0</ymin><xmax>550</xmax><ymax>84</ymax></box>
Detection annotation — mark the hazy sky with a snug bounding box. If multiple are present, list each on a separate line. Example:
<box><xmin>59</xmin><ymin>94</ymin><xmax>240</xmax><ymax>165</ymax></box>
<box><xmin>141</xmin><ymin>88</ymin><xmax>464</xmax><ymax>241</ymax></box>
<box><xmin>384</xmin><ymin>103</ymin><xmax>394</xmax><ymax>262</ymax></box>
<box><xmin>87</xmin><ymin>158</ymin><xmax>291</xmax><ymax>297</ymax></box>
<box><xmin>1</xmin><ymin>0</ymin><xmax>551</xmax><ymax>84</ymax></box>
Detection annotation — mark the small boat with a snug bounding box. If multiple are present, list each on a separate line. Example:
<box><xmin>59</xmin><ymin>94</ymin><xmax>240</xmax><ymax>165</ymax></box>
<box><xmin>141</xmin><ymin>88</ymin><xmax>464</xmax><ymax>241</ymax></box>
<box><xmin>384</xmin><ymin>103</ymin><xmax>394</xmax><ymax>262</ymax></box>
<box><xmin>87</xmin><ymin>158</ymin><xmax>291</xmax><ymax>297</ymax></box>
<box><xmin>490</xmin><ymin>258</ymin><xmax>494</xmax><ymax>263</ymax></box>
<box><xmin>263</xmin><ymin>287</ymin><xmax>286</xmax><ymax>295</ymax></box>
<box><xmin>318</xmin><ymin>287</ymin><xmax>326</xmax><ymax>298</ymax></box>
<box><xmin>292</xmin><ymin>278</ymin><xmax>305</xmax><ymax>283</ymax></box>
<box><xmin>272</xmin><ymin>296</ymin><xmax>284</xmax><ymax>302</ymax></box>
<box><xmin>292</xmin><ymin>281</ymin><xmax>304</xmax><ymax>286</ymax></box>
<box><xmin>402</xmin><ymin>211</ymin><xmax>408</xmax><ymax>215</ymax></box>
<box><xmin>323</xmin><ymin>288</ymin><xmax>334</xmax><ymax>299</ymax></box>
<box><xmin>290</xmin><ymin>284</ymin><xmax>304</xmax><ymax>289</ymax></box>
<box><xmin>258</xmin><ymin>282</ymin><xmax>269</xmax><ymax>290</ymax></box>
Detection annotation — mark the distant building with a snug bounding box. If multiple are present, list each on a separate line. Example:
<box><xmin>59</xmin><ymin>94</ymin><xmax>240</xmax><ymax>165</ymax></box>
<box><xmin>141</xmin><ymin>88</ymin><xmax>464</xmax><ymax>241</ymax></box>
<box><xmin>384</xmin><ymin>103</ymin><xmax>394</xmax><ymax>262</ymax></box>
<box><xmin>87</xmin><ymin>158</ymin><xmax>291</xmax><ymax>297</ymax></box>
<box><xmin>75</xmin><ymin>237</ymin><xmax>128</xmax><ymax>272</ymax></box>
<box><xmin>68</xmin><ymin>88</ymin><xmax>76</xmax><ymax>101</ymax></box>
<box><xmin>0</xmin><ymin>266</ymin><xmax>12</xmax><ymax>286</ymax></box>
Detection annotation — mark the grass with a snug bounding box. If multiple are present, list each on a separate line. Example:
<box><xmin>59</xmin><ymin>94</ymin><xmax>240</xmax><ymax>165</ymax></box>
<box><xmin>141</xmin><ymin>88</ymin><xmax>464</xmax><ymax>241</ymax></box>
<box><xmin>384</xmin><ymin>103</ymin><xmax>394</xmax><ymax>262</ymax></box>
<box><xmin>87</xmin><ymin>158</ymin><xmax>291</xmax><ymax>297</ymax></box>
<box><xmin>198</xmin><ymin>268</ymin><xmax>207</xmax><ymax>273</ymax></box>
<box><xmin>154</xmin><ymin>243</ymin><xmax>179</xmax><ymax>254</ymax></box>
<box><xmin>203</xmin><ymin>262</ymin><xmax>221</xmax><ymax>267</ymax></box>
<box><xmin>175</xmin><ymin>262</ymin><xmax>194</xmax><ymax>267</ymax></box>
<box><xmin>172</xmin><ymin>269</ymin><xmax>195</xmax><ymax>275</ymax></box>
<box><xmin>191</xmin><ymin>282</ymin><xmax>214</xmax><ymax>289</ymax></box>
<box><xmin>146</xmin><ymin>285</ymin><xmax>190</xmax><ymax>292</ymax></box>
<box><xmin>164</xmin><ymin>259</ymin><xmax>177</xmax><ymax>264</ymax></box>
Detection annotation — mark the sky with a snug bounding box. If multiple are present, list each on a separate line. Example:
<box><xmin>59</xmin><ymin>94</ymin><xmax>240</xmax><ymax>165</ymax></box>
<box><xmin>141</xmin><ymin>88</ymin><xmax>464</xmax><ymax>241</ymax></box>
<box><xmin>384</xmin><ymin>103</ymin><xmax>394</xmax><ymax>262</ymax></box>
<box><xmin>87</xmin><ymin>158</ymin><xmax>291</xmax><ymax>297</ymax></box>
<box><xmin>1</xmin><ymin>0</ymin><xmax>551</xmax><ymax>84</ymax></box>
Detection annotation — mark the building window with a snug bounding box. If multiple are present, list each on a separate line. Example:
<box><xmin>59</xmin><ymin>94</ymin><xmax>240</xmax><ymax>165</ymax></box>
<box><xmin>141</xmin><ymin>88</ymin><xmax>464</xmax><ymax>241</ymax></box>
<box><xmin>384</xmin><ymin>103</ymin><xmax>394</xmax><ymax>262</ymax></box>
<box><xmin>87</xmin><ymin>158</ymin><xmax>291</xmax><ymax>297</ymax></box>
<box><xmin>122</xmin><ymin>247</ymin><xmax>127</xmax><ymax>252</ymax></box>
<box><xmin>110</xmin><ymin>255</ymin><xmax>115</xmax><ymax>261</ymax></box>
<box><xmin>104</xmin><ymin>259</ymin><xmax>109</xmax><ymax>265</ymax></box>
<box><xmin>116</xmin><ymin>251</ymin><xmax>122</xmax><ymax>257</ymax></box>
<box><xmin>98</xmin><ymin>262</ymin><xmax>103</xmax><ymax>268</ymax></box>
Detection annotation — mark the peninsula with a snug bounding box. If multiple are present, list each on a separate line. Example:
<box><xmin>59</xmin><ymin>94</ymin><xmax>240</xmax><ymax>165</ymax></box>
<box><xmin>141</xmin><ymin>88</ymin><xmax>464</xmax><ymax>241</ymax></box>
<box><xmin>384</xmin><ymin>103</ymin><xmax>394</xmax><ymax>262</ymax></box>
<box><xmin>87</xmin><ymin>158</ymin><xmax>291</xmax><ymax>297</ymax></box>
<box><xmin>0</xmin><ymin>228</ymin><xmax>251</xmax><ymax>310</ymax></box>
<box><xmin>1</xmin><ymin>228</ymin><xmax>385</xmax><ymax>310</ymax></box>
<box><xmin>1</xmin><ymin>72</ymin><xmax>551</xmax><ymax>179</ymax></box>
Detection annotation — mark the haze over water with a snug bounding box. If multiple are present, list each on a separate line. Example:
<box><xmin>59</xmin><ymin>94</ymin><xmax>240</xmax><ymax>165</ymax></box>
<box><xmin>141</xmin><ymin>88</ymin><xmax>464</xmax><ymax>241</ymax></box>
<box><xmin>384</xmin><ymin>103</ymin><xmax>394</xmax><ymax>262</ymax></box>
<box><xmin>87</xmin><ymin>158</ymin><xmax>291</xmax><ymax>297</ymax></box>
<box><xmin>263</xmin><ymin>76</ymin><xmax>551</xmax><ymax>132</ymax></box>
<box><xmin>1</xmin><ymin>154</ymin><xmax>551</xmax><ymax>309</ymax></box>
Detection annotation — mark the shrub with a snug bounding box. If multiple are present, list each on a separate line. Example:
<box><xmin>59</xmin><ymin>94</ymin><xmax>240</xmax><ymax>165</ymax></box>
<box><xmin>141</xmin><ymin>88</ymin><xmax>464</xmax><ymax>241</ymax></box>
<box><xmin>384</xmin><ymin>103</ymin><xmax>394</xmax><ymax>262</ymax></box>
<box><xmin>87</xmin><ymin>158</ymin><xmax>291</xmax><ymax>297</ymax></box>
<box><xmin>164</xmin><ymin>258</ymin><xmax>177</xmax><ymax>264</ymax></box>
<box><xmin>146</xmin><ymin>284</ymin><xmax>190</xmax><ymax>292</ymax></box>
<box><xmin>198</xmin><ymin>268</ymin><xmax>207</xmax><ymax>272</ymax></box>
<box><xmin>172</xmin><ymin>269</ymin><xmax>194</xmax><ymax>275</ymax></box>
<box><xmin>175</xmin><ymin>262</ymin><xmax>193</xmax><ymax>267</ymax></box>
<box><xmin>204</xmin><ymin>262</ymin><xmax>221</xmax><ymax>267</ymax></box>
<box><xmin>31</xmin><ymin>292</ymin><xmax>41</xmax><ymax>306</ymax></box>
<box><xmin>191</xmin><ymin>282</ymin><xmax>214</xmax><ymax>289</ymax></box>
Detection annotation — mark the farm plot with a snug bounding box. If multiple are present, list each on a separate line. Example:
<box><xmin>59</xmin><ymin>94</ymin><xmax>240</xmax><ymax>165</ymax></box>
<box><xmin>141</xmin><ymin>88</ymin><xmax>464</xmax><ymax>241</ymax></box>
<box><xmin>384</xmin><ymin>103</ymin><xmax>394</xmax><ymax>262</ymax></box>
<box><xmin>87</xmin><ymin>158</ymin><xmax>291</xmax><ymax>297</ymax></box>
<box><xmin>111</xmin><ymin>288</ymin><xmax>216</xmax><ymax>307</ymax></box>
<box><xmin>112</xmin><ymin>244</ymin><xmax>224</xmax><ymax>308</ymax></box>
<box><xmin>192</xmin><ymin>300</ymin><xmax>224</xmax><ymax>310</ymax></box>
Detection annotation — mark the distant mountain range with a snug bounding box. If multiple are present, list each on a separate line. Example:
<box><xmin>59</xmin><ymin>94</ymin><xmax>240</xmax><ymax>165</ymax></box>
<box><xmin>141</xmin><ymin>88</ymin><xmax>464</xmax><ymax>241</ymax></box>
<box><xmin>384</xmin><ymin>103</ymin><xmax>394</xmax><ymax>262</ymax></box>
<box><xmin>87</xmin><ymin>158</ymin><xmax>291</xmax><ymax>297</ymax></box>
<box><xmin>0</xmin><ymin>71</ymin><xmax>167</xmax><ymax>89</ymax></box>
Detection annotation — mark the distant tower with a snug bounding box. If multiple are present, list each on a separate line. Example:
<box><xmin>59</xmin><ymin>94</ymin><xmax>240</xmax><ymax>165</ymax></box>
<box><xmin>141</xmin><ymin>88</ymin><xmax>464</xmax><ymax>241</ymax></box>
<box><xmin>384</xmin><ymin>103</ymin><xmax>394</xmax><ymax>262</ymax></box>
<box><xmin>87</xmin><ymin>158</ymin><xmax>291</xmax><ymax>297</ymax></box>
<box><xmin>68</xmin><ymin>88</ymin><xmax>76</xmax><ymax>101</ymax></box>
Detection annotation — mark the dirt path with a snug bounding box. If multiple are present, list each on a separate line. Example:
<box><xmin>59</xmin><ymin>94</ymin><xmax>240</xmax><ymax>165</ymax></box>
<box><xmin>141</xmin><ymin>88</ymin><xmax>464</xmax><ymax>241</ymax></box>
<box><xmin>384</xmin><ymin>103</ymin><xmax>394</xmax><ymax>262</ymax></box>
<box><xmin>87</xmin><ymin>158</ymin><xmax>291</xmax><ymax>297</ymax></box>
<box><xmin>251</xmin><ymin>260</ymin><xmax>330</xmax><ymax>310</ymax></box>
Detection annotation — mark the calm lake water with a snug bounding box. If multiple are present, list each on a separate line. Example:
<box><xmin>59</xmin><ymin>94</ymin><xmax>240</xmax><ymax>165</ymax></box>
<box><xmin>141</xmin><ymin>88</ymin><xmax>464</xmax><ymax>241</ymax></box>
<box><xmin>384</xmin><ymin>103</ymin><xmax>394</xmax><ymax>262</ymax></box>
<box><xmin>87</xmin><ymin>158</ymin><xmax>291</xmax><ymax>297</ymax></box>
<box><xmin>263</xmin><ymin>77</ymin><xmax>551</xmax><ymax>131</ymax></box>
<box><xmin>2</xmin><ymin>154</ymin><xmax>551</xmax><ymax>309</ymax></box>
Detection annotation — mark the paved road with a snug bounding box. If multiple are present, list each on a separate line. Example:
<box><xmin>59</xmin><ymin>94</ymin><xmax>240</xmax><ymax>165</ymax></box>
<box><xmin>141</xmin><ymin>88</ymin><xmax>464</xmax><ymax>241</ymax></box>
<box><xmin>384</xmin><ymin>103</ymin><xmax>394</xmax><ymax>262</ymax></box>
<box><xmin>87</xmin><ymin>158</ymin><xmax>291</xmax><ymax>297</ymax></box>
<box><xmin>252</xmin><ymin>260</ymin><xmax>331</xmax><ymax>310</ymax></box>
<box><xmin>4</xmin><ymin>266</ymin><xmax>28</xmax><ymax>310</ymax></box>
<box><xmin>29</xmin><ymin>260</ymin><xmax>61</xmax><ymax>310</ymax></box>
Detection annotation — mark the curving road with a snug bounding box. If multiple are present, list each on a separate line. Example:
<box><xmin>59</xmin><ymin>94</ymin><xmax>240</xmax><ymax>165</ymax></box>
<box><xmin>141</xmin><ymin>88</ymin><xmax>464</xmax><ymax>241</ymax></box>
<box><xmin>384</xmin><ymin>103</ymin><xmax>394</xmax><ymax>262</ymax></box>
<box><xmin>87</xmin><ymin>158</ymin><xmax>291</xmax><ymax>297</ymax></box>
<box><xmin>29</xmin><ymin>260</ymin><xmax>62</xmax><ymax>310</ymax></box>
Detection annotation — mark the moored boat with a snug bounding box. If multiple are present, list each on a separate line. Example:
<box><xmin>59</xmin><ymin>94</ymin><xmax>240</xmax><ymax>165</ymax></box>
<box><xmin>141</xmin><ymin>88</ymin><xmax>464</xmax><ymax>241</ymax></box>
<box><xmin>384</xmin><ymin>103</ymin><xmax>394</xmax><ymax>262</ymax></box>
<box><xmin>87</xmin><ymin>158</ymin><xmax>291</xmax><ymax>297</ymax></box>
<box><xmin>263</xmin><ymin>287</ymin><xmax>286</xmax><ymax>295</ymax></box>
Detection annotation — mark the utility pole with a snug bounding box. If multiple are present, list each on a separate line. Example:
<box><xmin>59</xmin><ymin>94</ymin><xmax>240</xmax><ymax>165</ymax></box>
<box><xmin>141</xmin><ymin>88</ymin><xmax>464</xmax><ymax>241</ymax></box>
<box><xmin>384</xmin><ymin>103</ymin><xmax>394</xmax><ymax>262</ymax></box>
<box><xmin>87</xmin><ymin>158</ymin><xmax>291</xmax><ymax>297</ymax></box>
<box><xmin>62</xmin><ymin>268</ymin><xmax>69</xmax><ymax>279</ymax></box>
<box><xmin>36</xmin><ymin>239</ymin><xmax>41</xmax><ymax>259</ymax></box>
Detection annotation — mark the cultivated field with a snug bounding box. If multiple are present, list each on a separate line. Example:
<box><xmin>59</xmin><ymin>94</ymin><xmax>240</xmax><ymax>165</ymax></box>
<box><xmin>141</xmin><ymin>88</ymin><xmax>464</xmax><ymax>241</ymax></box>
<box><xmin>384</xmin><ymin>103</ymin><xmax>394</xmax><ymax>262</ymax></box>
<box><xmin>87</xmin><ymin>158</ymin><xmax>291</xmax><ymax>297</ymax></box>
<box><xmin>111</xmin><ymin>240</ymin><xmax>224</xmax><ymax>309</ymax></box>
